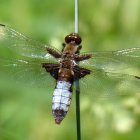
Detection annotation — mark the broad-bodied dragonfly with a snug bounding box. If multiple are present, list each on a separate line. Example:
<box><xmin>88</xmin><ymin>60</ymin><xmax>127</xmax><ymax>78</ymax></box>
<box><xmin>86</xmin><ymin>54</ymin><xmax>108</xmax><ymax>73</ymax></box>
<box><xmin>0</xmin><ymin>24</ymin><xmax>140</xmax><ymax>124</ymax></box>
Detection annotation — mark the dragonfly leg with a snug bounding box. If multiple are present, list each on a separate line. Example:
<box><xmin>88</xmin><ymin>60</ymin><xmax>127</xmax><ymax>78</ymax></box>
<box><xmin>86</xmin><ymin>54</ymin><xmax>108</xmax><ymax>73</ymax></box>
<box><xmin>74</xmin><ymin>53</ymin><xmax>92</xmax><ymax>61</ymax></box>
<box><xmin>47</xmin><ymin>48</ymin><xmax>62</xmax><ymax>58</ymax></box>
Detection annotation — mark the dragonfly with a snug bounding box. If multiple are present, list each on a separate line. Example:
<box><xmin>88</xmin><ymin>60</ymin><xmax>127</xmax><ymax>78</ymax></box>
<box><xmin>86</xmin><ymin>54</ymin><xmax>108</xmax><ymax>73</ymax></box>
<box><xmin>0</xmin><ymin>24</ymin><xmax>140</xmax><ymax>124</ymax></box>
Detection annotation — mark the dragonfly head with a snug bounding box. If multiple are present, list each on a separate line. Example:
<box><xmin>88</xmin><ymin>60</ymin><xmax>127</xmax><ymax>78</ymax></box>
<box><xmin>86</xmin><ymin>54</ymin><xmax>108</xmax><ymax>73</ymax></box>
<box><xmin>65</xmin><ymin>33</ymin><xmax>82</xmax><ymax>45</ymax></box>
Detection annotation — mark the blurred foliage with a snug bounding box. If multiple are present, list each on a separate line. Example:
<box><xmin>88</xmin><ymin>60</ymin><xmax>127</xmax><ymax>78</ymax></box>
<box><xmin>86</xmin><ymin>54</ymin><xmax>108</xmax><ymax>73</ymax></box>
<box><xmin>0</xmin><ymin>0</ymin><xmax>140</xmax><ymax>140</ymax></box>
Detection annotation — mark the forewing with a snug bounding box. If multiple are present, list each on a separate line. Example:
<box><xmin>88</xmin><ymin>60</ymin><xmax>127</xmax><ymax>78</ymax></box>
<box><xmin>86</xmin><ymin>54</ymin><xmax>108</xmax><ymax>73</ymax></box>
<box><xmin>0</xmin><ymin>24</ymin><xmax>59</xmax><ymax>63</ymax></box>
<box><xmin>0</xmin><ymin>57</ymin><xmax>56</xmax><ymax>89</ymax></box>
<box><xmin>80</xmin><ymin>48</ymin><xmax>140</xmax><ymax>76</ymax></box>
<box><xmin>78</xmin><ymin>48</ymin><xmax>140</xmax><ymax>98</ymax></box>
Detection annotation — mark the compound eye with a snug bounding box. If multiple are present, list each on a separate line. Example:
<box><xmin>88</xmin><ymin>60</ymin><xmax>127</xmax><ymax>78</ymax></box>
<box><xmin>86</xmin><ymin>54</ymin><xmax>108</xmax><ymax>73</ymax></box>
<box><xmin>65</xmin><ymin>33</ymin><xmax>82</xmax><ymax>45</ymax></box>
<box><xmin>65</xmin><ymin>35</ymin><xmax>72</xmax><ymax>43</ymax></box>
<box><xmin>75</xmin><ymin>36</ymin><xmax>81</xmax><ymax>45</ymax></box>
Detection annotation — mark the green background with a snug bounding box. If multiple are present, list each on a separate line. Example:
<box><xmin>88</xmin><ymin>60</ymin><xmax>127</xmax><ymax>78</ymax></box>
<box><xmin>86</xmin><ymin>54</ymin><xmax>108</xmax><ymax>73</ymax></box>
<box><xmin>0</xmin><ymin>0</ymin><xmax>140</xmax><ymax>140</ymax></box>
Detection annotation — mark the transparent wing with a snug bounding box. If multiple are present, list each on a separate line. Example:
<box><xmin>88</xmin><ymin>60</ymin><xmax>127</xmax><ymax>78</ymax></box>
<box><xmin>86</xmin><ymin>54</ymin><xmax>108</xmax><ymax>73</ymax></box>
<box><xmin>80</xmin><ymin>48</ymin><xmax>140</xmax><ymax>76</ymax></box>
<box><xmin>0</xmin><ymin>57</ymin><xmax>56</xmax><ymax>89</ymax></box>
<box><xmin>76</xmin><ymin>69</ymin><xmax>140</xmax><ymax>98</ymax></box>
<box><xmin>0</xmin><ymin>24</ymin><xmax>59</xmax><ymax>63</ymax></box>
<box><xmin>78</xmin><ymin>48</ymin><xmax>140</xmax><ymax>98</ymax></box>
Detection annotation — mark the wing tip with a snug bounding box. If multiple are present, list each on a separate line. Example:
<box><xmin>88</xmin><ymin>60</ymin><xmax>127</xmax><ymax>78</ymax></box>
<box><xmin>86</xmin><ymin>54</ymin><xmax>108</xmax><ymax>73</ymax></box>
<box><xmin>0</xmin><ymin>24</ymin><xmax>6</xmax><ymax>27</ymax></box>
<box><xmin>135</xmin><ymin>76</ymin><xmax>140</xmax><ymax>80</ymax></box>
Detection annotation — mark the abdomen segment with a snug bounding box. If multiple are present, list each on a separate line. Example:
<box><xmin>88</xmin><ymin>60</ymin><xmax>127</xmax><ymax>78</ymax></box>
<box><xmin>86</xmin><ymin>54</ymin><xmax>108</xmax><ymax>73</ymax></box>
<box><xmin>52</xmin><ymin>81</ymin><xmax>72</xmax><ymax>124</ymax></box>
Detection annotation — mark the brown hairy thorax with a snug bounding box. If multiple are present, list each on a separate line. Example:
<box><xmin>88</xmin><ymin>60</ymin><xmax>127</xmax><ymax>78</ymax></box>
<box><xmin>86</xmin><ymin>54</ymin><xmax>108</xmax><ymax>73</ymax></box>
<box><xmin>42</xmin><ymin>33</ymin><xmax>91</xmax><ymax>83</ymax></box>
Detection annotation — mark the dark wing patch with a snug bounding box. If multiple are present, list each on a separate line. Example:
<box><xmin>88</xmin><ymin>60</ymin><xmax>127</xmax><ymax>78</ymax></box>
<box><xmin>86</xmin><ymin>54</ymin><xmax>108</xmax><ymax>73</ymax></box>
<box><xmin>73</xmin><ymin>65</ymin><xmax>90</xmax><ymax>81</ymax></box>
<box><xmin>42</xmin><ymin>63</ymin><xmax>59</xmax><ymax>79</ymax></box>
